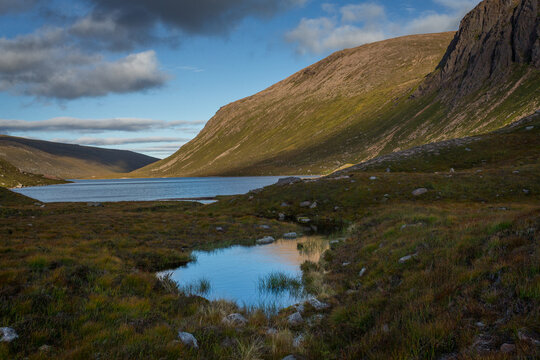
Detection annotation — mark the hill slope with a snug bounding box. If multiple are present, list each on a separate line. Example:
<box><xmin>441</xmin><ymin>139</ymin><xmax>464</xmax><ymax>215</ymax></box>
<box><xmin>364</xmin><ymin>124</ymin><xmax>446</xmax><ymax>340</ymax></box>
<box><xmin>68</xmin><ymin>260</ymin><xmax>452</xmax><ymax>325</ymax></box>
<box><xmin>137</xmin><ymin>0</ymin><xmax>539</xmax><ymax>177</ymax></box>
<box><xmin>0</xmin><ymin>157</ymin><xmax>67</xmax><ymax>188</ymax></box>
<box><xmin>0</xmin><ymin>135</ymin><xmax>158</xmax><ymax>179</ymax></box>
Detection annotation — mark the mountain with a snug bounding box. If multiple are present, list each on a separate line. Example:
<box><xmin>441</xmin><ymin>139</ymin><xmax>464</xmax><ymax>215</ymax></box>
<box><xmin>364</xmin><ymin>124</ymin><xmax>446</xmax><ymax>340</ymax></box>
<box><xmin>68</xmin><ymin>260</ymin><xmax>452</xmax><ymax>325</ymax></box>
<box><xmin>136</xmin><ymin>0</ymin><xmax>539</xmax><ymax>177</ymax></box>
<box><xmin>0</xmin><ymin>135</ymin><xmax>158</xmax><ymax>179</ymax></box>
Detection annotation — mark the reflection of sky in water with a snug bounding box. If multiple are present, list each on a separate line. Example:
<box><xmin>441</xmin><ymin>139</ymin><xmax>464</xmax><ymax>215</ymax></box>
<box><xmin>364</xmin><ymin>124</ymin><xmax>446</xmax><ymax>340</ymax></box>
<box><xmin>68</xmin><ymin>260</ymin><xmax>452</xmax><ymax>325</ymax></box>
<box><xmin>161</xmin><ymin>237</ymin><xmax>329</xmax><ymax>309</ymax></box>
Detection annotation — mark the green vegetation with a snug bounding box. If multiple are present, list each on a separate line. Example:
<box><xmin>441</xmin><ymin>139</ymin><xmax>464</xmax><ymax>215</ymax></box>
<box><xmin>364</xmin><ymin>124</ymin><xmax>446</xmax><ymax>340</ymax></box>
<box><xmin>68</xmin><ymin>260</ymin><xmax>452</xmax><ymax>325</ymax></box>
<box><xmin>258</xmin><ymin>272</ymin><xmax>302</xmax><ymax>296</ymax></box>
<box><xmin>1</xmin><ymin>113</ymin><xmax>539</xmax><ymax>358</ymax></box>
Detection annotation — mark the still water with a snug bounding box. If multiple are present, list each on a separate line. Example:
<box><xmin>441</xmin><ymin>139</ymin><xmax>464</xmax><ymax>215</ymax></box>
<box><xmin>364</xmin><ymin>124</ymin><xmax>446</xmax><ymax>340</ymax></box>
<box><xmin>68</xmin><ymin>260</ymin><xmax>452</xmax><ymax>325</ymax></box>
<box><xmin>160</xmin><ymin>237</ymin><xmax>329</xmax><ymax>309</ymax></box>
<box><xmin>12</xmin><ymin>176</ymin><xmax>315</xmax><ymax>203</ymax></box>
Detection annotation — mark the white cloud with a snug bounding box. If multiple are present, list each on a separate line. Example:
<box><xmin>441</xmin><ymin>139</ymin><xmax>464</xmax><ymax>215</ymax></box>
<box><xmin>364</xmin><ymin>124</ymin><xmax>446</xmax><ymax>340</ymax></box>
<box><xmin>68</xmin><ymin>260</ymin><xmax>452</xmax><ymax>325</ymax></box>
<box><xmin>52</xmin><ymin>136</ymin><xmax>190</xmax><ymax>146</ymax></box>
<box><xmin>286</xmin><ymin>1</ymin><xmax>480</xmax><ymax>55</ymax></box>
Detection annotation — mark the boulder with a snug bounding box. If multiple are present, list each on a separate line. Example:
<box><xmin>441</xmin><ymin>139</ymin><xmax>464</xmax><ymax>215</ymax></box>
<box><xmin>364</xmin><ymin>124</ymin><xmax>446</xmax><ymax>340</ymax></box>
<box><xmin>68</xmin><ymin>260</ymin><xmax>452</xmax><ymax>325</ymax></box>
<box><xmin>222</xmin><ymin>313</ymin><xmax>248</xmax><ymax>327</ymax></box>
<box><xmin>256</xmin><ymin>236</ymin><xmax>275</xmax><ymax>245</ymax></box>
<box><xmin>306</xmin><ymin>298</ymin><xmax>329</xmax><ymax>311</ymax></box>
<box><xmin>412</xmin><ymin>188</ymin><xmax>428</xmax><ymax>196</ymax></box>
<box><xmin>283</xmin><ymin>232</ymin><xmax>298</xmax><ymax>239</ymax></box>
<box><xmin>178</xmin><ymin>331</ymin><xmax>198</xmax><ymax>349</ymax></box>
<box><xmin>277</xmin><ymin>177</ymin><xmax>301</xmax><ymax>186</ymax></box>
<box><xmin>0</xmin><ymin>327</ymin><xmax>18</xmax><ymax>342</ymax></box>
<box><xmin>288</xmin><ymin>312</ymin><xmax>303</xmax><ymax>326</ymax></box>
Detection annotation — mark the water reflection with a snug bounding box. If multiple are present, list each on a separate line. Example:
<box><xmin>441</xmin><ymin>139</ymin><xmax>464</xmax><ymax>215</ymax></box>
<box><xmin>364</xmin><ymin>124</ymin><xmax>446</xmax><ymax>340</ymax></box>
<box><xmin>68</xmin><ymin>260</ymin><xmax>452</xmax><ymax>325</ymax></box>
<box><xmin>159</xmin><ymin>237</ymin><xmax>329</xmax><ymax>310</ymax></box>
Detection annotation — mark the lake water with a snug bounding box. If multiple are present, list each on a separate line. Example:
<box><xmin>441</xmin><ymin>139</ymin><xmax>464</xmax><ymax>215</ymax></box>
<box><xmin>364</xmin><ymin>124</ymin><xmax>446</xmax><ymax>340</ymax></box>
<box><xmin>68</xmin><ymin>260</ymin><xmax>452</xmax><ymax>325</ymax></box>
<box><xmin>12</xmin><ymin>176</ymin><xmax>314</xmax><ymax>203</ymax></box>
<box><xmin>159</xmin><ymin>237</ymin><xmax>329</xmax><ymax>310</ymax></box>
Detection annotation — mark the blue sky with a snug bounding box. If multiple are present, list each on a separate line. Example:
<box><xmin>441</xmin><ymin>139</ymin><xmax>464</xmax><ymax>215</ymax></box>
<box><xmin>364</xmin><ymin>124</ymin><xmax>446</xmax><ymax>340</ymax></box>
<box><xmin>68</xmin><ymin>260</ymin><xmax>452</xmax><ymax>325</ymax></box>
<box><xmin>0</xmin><ymin>0</ymin><xmax>480</xmax><ymax>158</ymax></box>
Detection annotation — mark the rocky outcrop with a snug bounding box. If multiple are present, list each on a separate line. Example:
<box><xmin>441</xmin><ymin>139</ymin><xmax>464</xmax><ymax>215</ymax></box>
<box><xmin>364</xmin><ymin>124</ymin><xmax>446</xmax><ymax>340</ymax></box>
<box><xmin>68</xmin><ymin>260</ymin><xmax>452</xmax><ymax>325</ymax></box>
<box><xmin>418</xmin><ymin>0</ymin><xmax>539</xmax><ymax>100</ymax></box>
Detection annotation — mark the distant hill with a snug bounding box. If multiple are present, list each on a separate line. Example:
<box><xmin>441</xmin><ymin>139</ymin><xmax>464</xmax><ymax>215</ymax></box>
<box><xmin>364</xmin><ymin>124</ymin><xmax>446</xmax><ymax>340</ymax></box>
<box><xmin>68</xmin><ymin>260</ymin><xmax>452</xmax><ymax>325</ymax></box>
<box><xmin>136</xmin><ymin>0</ymin><xmax>539</xmax><ymax>177</ymax></box>
<box><xmin>0</xmin><ymin>157</ymin><xmax>67</xmax><ymax>188</ymax></box>
<box><xmin>0</xmin><ymin>135</ymin><xmax>158</xmax><ymax>179</ymax></box>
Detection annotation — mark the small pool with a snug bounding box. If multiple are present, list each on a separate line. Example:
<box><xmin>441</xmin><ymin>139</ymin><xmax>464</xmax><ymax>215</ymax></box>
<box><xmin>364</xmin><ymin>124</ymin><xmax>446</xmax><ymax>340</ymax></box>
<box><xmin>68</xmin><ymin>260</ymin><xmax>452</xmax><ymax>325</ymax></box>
<box><xmin>159</xmin><ymin>237</ymin><xmax>329</xmax><ymax>310</ymax></box>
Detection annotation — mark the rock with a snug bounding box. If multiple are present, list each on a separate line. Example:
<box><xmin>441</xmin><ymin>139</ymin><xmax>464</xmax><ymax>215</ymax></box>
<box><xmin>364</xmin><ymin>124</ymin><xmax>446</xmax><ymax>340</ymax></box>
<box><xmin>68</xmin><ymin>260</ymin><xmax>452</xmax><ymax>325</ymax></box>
<box><xmin>475</xmin><ymin>322</ymin><xmax>485</xmax><ymax>328</ymax></box>
<box><xmin>342</xmin><ymin>262</ymin><xmax>350</xmax><ymax>267</ymax></box>
<box><xmin>399</xmin><ymin>253</ymin><xmax>418</xmax><ymax>264</ymax></box>
<box><xmin>386</xmin><ymin>168</ymin><xmax>391</xmax><ymax>173</ymax></box>
<box><xmin>307</xmin><ymin>314</ymin><xmax>325</xmax><ymax>326</ymax></box>
<box><xmin>266</xmin><ymin>328</ymin><xmax>278</xmax><ymax>335</ymax></box>
<box><xmin>334</xmin><ymin>206</ymin><xmax>340</xmax><ymax>211</ymax></box>
<box><xmin>283</xmin><ymin>232</ymin><xmax>298</xmax><ymax>239</ymax></box>
<box><xmin>526</xmin><ymin>126</ymin><xmax>534</xmax><ymax>130</ymax></box>
<box><xmin>499</xmin><ymin>343</ymin><xmax>516</xmax><ymax>353</ymax></box>
<box><xmin>215</xmin><ymin>226</ymin><xmax>224</xmax><ymax>232</ymax></box>
<box><xmin>382</xmin><ymin>324</ymin><xmax>390</xmax><ymax>333</ymax></box>
<box><xmin>518</xmin><ymin>328</ymin><xmax>540</xmax><ymax>346</ymax></box>
<box><xmin>358</xmin><ymin>268</ymin><xmax>367</xmax><ymax>277</ymax></box>
<box><xmin>450</xmin><ymin>168</ymin><xmax>455</xmax><ymax>173</ymax></box>
<box><xmin>259</xmin><ymin>225</ymin><xmax>271</xmax><ymax>230</ymax></box>
<box><xmin>412</xmin><ymin>188</ymin><xmax>428</xmax><ymax>196</ymax></box>
<box><xmin>293</xmin><ymin>334</ymin><xmax>304</xmax><ymax>348</ymax></box>
<box><xmin>256</xmin><ymin>236</ymin><xmax>275</xmax><ymax>245</ymax></box>
<box><xmin>278</xmin><ymin>213</ymin><xmax>286</xmax><ymax>221</ymax></box>
<box><xmin>306</xmin><ymin>298</ymin><xmax>329</xmax><ymax>311</ymax></box>
<box><xmin>309</xmin><ymin>202</ymin><xmax>317</xmax><ymax>209</ymax></box>
<box><xmin>299</xmin><ymin>201</ymin><xmax>312</xmax><ymax>208</ymax></box>
<box><xmin>369</xmin><ymin>176</ymin><xmax>377</xmax><ymax>180</ymax></box>
<box><xmin>465</xmin><ymin>147</ymin><xmax>472</xmax><ymax>152</ymax></box>
<box><xmin>523</xmin><ymin>189</ymin><xmax>530</xmax><ymax>194</ymax></box>
<box><xmin>222</xmin><ymin>313</ymin><xmax>248</xmax><ymax>327</ymax></box>
<box><xmin>288</xmin><ymin>312</ymin><xmax>303</xmax><ymax>326</ymax></box>
<box><xmin>87</xmin><ymin>202</ymin><xmax>103</xmax><ymax>207</ymax></box>
<box><xmin>38</xmin><ymin>345</ymin><xmax>52</xmax><ymax>352</ymax></box>
<box><xmin>0</xmin><ymin>327</ymin><xmax>18</xmax><ymax>342</ymax></box>
<box><xmin>221</xmin><ymin>337</ymin><xmax>236</xmax><ymax>348</ymax></box>
<box><xmin>277</xmin><ymin>177</ymin><xmax>301</xmax><ymax>186</ymax></box>
<box><xmin>345</xmin><ymin>289</ymin><xmax>358</xmax><ymax>295</ymax></box>
<box><xmin>297</xmin><ymin>217</ymin><xmax>311</xmax><ymax>224</ymax></box>
<box><xmin>178</xmin><ymin>331</ymin><xmax>198</xmax><ymax>349</ymax></box>
<box><xmin>281</xmin><ymin>202</ymin><xmax>290</xmax><ymax>208</ymax></box>
<box><xmin>282</xmin><ymin>356</ymin><xmax>296</xmax><ymax>360</ymax></box>
<box><xmin>470</xmin><ymin>334</ymin><xmax>495</xmax><ymax>354</ymax></box>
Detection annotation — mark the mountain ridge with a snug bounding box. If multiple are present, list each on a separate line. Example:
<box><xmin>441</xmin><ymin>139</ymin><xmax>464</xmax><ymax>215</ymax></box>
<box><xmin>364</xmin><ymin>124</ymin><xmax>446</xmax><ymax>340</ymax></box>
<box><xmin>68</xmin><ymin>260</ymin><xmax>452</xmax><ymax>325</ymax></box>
<box><xmin>0</xmin><ymin>135</ymin><xmax>158</xmax><ymax>179</ymax></box>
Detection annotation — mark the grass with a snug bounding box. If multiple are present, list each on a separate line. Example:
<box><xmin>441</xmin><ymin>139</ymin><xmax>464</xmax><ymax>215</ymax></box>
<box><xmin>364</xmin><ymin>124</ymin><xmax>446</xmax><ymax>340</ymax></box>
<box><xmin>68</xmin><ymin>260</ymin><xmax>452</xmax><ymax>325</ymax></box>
<box><xmin>0</xmin><ymin>112</ymin><xmax>539</xmax><ymax>358</ymax></box>
<box><xmin>258</xmin><ymin>272</ymin><xmax>303</xmax><ymax>296</ymax></box>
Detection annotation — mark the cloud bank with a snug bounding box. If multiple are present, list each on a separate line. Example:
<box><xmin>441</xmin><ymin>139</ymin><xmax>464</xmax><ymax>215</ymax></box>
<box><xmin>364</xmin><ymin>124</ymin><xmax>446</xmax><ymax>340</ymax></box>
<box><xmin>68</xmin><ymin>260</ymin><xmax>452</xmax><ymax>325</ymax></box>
<box><xmin>52</xmin><ymin>136</ymin><xmax>190</xmax><ymax>146</ymax></box>
<box><xmin>0</xmin><ymin>117</ymin><xmax>205</xmax><ymax>133</ymax></box>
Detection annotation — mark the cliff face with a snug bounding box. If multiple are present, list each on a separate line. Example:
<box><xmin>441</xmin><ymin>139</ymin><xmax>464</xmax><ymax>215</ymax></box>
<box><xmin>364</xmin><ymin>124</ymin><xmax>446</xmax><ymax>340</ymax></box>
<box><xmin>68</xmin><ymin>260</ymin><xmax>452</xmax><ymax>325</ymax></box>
<box><xmin>419</xmin><ymin>0</ymin><xmax>539</xmax><ymax>100</ymax></box>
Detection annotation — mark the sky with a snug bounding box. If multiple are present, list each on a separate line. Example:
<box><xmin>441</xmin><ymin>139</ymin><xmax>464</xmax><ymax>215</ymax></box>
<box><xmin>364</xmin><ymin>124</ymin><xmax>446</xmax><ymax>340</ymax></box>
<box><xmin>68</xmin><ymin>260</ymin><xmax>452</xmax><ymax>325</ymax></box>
<box><xmin>0</xmin><ymin>0</ymin><xmax>480</xmax><ymax>159</ymax></box>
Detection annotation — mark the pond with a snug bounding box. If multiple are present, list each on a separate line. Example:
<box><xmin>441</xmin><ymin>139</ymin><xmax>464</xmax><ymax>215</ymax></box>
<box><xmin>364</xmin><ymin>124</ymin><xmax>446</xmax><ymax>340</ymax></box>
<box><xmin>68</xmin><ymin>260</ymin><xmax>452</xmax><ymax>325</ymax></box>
<box><xmin>158</xmin><ymin>236</ymin><xmax>330</xmax><ymax>311</ymax></box>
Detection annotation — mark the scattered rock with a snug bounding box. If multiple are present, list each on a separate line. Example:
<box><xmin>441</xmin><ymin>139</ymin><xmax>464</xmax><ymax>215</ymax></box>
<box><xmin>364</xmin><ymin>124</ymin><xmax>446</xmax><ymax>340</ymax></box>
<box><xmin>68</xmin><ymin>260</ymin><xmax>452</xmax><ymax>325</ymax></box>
<box><xmin>399</xmin><ymin>253</ymin><xmax>418</xmax><ymax>264</ymax></box>
<box><xmin>222</xmin><ymin>313</ymin><xmax>248</xmax><ymax>327</ymax></box>
<box><xmin>475</xmin><ymin>322</ymin><xmax>485</xmax><ymax>328</ymax></box>
<box><xmin>256</xmin><ymin>236</ymin><xmax>275</xmax><ymax>245</ymax></box>
<box><xmin>259</xmin><ymin>225</ymin><xmax>271</xmax><ymax>230</ymax></box>
<box><xmin>282</xmin><ymin>356</ymin><xmax>296</xmax><ymax>360</ymax></box>
<box><xmin>297</xmin><ymin>217</ymin><xmax>311</xmax><ymax>224</ymax></box>
<box><xmin>499</xmin><ymin>343</ymin><xmax>515</xmax><ymax>353</ymax></box>
<box><xmin>369</xmin><ymin>176</ymin><xmax>377</xmax><ymax>180</ymax></box>
<box><xmin>306</xmin><ymin>298</ymin><xmax>329</xmax><ymax>311</ymax></box>
<box><xmin>310</xmin><ymin>202</ymin><xmax>318</xmax><ymax>209</ymax></box>
<box><xmin>215</xmin><ymin>226</ymin><xmax>224</xmax><ymax>232</ymax></box>
<box><xmin>0</xmin><ymin>327</ymin><xmax>18</xmax><ymax>342</ymax></box>
<box><xmin>358</xmin><ymin>268</ymin><xmax>367</xmax><ymax>277</ymax></box>
<box><xmin>518</xmin><ymin>328</ymin><xmax>540</xmax><ymax>346</ymax></box>
<box><xmin>523</xmin><ymin>189</ymin><xmax>530</xmax><ymax>194</ymax></box>
<box><xmin>513</xmin><ymin>170</ymin><xmax>520</xmax><ymax>174</ymax></box>
<box><xmin>465</xmin><ymin>148</ymin><xmax>472</xmax><ymax>152</ymax></box>
<box><xmin>283</xmin><ymin>232</ymin><xmax>298</xmax><ymax>239</ymax></box>
<box><xmin>293</xmin><ymin>334</ymin><xmax>304</xmax><ymax>348</ymax></box>
<box><xmin>281</xmin><ymin>202</ymin><xmax>290</xmax><ymax>208</ymax></box>
<box><xmin>450</xmin><ymin>168</ymin><xmax>455</xmax><ymax>173</ymax></box>
<box><xmin>526</xmin><ymin>126</ymin><xmax>534</xmax><ymax>130</ymax></box>
<box><xmin>178</xmin><ymin>331</ymin><xmax>198</xmax><ymax>349</ymax></box>
<box><xmin>470</xmin><ymin>334</ymin><xmax>495</xmax><ymax>354</ymax></box>
<box><xmin>299</xmin><ymin>201</ymin><xmax>312</xmax><ymax>208</ymax></box>
<box><xmin>294</xmin><ymin>303</ymin><xmax>305</xmax><ymax>313</ymax></box>
<box><xmin>266</xmin><ymin>328</ymin><xmax>278</xmax><ymax>336</ymax></box>
<box><xmin>87</xmin><ymin>202</ymin><xmax>103</xmax><ymax>207</ymax></box>
<box><xmin>334</xmin><ymin>206</ymin><xmax>340</xmax><ymax>211</ymax></box>
<box><xmin>277</xmin><ymin>177</ymin><xmax>302</xmax><ymax>186</ymax></box>
<box><xmin>386</xmin><ymin>168</ymin><xmax>391</xmax><ymax>173</ymax></box>
<box><xmin>38</xmin><ymin>345</ymin><xmax>52</xmax><ymax>352</ymax></box>
<box><xmin>307</xmin><ymin>314</ymin><xmax>325</xmax><ymax>326</ymax></box>
<box><xmin>412</xmin><ymin>188</ymin><xmax>428</xmax><ymax>196</ymax></box>
<box><xmin>288</xmin><ymin>312</ymin><xmax>303</xmax><ymax>326</ymax></box>
<box><xmin>279</xmin><ymin>213</ymin><xmax>286</xmax><ymax>221</ymax></box>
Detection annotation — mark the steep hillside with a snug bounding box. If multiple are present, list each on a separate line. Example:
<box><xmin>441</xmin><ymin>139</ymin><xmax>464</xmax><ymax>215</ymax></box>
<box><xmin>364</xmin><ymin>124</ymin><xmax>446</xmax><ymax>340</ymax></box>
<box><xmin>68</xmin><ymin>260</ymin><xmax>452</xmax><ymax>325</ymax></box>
<box><xmin>137</xmin><ymin>0</ymin><xmax>539</xmax><ymax>177</ymax></box>
<box><xmin>0</xmin><ymin>135</ymin><xmax>158</xmax><ymax>179</ymax></box>
<box><xmin>0</xmin><ymin>157</ymin><xmax>67</xmax><ymax>188</ymax></box>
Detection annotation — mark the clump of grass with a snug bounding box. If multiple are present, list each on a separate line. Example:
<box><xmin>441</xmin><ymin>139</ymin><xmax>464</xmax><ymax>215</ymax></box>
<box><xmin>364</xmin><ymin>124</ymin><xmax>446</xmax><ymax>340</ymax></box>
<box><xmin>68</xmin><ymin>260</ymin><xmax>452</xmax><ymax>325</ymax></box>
<box><xmin>258</xmin><ymin>272</ymin><xmax>302</xmax><ymax>296</ymax></box>
<box><xmin>235</xmin><ymin>337</ymin><xmax>264</xmax><ymax>360</ymax></box>
<box><xmin>180</xmin><ymin>278</ymin><xmax>211</xmax><ymax>296</ymax></box>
